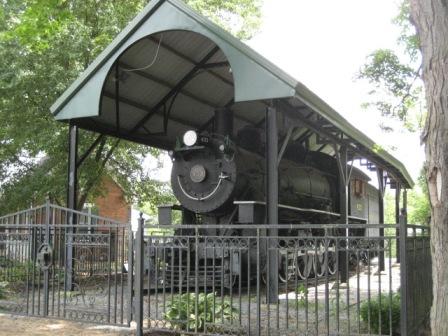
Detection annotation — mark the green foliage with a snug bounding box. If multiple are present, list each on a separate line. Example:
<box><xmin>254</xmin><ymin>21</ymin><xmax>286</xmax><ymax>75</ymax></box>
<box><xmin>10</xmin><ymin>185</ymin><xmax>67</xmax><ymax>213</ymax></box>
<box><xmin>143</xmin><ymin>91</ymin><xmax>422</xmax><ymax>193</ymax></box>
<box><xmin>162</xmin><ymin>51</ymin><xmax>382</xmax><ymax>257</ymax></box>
<box><xmin>0</xmin><ymin>0</ymin><xmax>261</xmax><ymax>214</ymax></box>
<box><xmin>0</xmin><ymin>259</ymin><xmax>35</xmax><ymax>296</ymax></box>
<box><xmin>392</xmin><ymin>0</ymin><xmax>420</xmax><ymax>61</ymax></box>
<box><xmin>187</xmin><ymin>0</ymin><xmax>261</xmax><ymax>39</ymax></box>
<box><xmin>2</xmin><ymin>260</ymin><xmax>34</xmax><ymax>283</ymax></box>
<box><xmin>407</xmin><ymin>168</ymin><xmax>430</xmax><ymax>225</ymax></box>
<box><xmin>384</xmin><ymin>191</ymin><xmax>395</xmax><ymax>225</ymax></box>
<box><xmin>384</xmin><ymin>168</ymin><xmax>430</xmax><ymax>225</ymax></box>
<box><xmin>295</xmin><ymin>283</ymin><xmax>308</xmax><ymax>306</ymax></box>
<box><xmin>0</xmin><ymin>282</ymin><xmax>8</xmax><ymax>299</ymax></box>
<box><xmin>360</xmin><ymin>292</ymin><xmax>401</xmax><ymax>335</ymax></box>
<box><xmin>358</xmin><ymin>48</ymin><xmax>422</xmax><ymax>131</ymax></box>
<box><xmin>165</xmin><ymin>292</ymin><xmax>238</xmax><ymax>332</ymax></box>
<box><xmin>357</xmin><ymin>1</ymin><xmax>424</xmax><ymax>133</ymax></box>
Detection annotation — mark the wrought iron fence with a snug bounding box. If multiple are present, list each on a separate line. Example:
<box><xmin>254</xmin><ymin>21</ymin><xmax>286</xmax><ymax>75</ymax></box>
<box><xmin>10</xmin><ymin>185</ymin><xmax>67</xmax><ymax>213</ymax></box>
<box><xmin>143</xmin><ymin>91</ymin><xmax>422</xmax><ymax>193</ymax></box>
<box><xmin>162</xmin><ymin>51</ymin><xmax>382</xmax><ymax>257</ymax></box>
<box><xmin>133</xmin><ymin>222</ymin><xmax>430</xmax><ymax>336</ymax></box>
<box><xmin>0</xmin><ymin>204</ymin><xmax>432</xmax><ymax>335</ymax></box>
<box><xmin>0</xmin><ymin>202</ymin><xmax>132</xmax><ymax>326</ymax></box>
<box><xmin>400</xmin><ymin>224</ymin><xmax>431</xmax><ymax>335</ymax></box>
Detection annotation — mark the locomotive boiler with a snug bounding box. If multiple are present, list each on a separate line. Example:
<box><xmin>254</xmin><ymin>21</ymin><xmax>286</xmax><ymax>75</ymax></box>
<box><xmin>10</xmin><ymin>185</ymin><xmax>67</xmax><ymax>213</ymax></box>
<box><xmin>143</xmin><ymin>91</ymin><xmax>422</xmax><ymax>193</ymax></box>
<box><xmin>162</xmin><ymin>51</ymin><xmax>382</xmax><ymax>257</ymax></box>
<box><xmin>149</xmin><ymin>109</ymin><xmax>376</xmax><ymax>286</ymax></box>
<box><xmin>169</xmin><ymin>109</ymin><xmax>339</xmax><ymax>225</ymax></box>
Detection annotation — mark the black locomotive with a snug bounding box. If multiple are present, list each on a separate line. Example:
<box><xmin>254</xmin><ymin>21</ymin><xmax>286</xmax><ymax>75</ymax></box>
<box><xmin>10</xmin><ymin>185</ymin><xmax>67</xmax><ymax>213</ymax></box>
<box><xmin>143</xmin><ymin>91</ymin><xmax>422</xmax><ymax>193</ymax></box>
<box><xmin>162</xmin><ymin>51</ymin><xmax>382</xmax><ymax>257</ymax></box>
<box><xmin>151</xmin><ymin>109</ymin><xmax>379</xmax><ymax>286</ymax></box>
<box><xmin>170</xmin><ymin>109</ymin><xmax>345</xmax><ymax>223</ymax></box>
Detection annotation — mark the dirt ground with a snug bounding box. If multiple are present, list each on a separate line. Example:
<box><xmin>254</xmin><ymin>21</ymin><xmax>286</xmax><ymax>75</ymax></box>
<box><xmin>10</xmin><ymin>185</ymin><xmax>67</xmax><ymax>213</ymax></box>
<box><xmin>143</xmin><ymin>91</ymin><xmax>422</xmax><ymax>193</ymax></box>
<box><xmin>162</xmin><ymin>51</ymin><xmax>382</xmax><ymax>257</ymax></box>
<box><xmin>0</xmin><ymin>313</ymin><xmax>136</xmax><ymax>336</ymax></box>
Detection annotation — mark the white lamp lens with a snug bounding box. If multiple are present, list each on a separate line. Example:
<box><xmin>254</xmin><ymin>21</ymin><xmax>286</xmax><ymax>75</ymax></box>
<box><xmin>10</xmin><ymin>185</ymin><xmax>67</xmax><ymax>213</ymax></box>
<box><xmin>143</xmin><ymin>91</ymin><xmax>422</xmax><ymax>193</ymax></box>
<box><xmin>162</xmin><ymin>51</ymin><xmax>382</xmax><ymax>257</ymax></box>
<box><xmin>183</xmin><ymin>130</ymin><xmax>198</xmax><ymax>146</ymax></box>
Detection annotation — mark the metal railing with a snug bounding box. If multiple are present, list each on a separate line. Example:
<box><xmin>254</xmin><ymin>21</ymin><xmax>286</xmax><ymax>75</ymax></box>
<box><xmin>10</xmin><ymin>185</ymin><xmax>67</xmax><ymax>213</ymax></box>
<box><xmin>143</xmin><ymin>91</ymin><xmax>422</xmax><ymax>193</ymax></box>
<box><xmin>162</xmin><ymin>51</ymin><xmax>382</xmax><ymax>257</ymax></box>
<box><xmin>0</xmin><ymin>204</ymin><xmax>432</xmax><ymax>335</ymax></box>
<box><xmin>400</xmin><ymin>224</ymin><xmax>431</xmax><ymax>335</ymax></box>
<box><xmin>132</xmin><ymin>221</ymin><xmax>431</xmax><ymax>336</ymax></box>
<box><xmin>0</xmin><ymin>202</ymin><xmax>132</xmax><ymax>326</ymax></box>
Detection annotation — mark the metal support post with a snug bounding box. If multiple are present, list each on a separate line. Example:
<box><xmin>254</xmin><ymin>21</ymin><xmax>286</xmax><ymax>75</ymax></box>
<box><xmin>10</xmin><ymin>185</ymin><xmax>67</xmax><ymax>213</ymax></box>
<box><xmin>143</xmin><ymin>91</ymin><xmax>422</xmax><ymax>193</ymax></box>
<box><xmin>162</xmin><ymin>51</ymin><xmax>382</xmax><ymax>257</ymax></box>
<box><xmin>399</xmin><ymin>210</ymin><xmax>408</xmax><ymax>335</ymax></box>
<box><xmin>403</xmin><ymin>189</ymin><xmax>408</xmax><ymax>224</ymax></box>
<box><xmin>67</xmin><ymin>122</ymin><xmax>78</xmax><ymax>212</ymax></box>
<box><xmin>115</xmin><ymin>63</ymin><xmax>121</xmax><ymax>132</ymax></box>
<box><xmin>135</xmin><ymin>214</ymin><xmax>144</xmax><ymax>336</ymax></box>
<box><xmin>66</xmin><ymin>122</ymin><xmax>78</xmax><ymax>291</ymax></box>
<box><xmin>336</xmin><ymin>146</ymin><xmax>349</xmax><ymax>283</ymax></box>
<box><xmin>266</xmin><ymin>105</ymin><xmax>278</xmax><ymax>304</ymax></box>
<box><xmin>126</xmin><ymin>226</ymin><xmax>134</xmax><ymax>327</ymax></box>
<box><xmin>395</xmin><ymin>183</ymin><xmax>401</xmax><ymax>262</ymax></box>
<box><xmin>377</xmin><ymin>169</ymin><xmax>385</xmax><ymax>272</ymax></box>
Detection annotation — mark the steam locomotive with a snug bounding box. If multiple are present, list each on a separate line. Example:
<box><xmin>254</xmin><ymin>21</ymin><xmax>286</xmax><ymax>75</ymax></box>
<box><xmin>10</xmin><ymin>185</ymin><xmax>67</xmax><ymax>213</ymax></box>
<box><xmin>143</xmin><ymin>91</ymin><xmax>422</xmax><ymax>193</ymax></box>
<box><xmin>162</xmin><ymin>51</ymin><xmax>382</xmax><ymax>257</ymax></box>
<box><xmin>150</xmin><ymin>109</ymin><xmax>379</xmax><ymax>286</ymax></box>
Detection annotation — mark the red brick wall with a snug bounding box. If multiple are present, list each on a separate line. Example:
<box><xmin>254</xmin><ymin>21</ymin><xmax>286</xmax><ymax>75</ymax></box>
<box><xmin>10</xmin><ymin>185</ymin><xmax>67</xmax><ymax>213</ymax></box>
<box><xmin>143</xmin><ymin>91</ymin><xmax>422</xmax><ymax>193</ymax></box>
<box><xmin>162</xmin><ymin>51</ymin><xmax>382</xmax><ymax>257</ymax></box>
<box><xmin>95</xmin><ymin>176</ymin><xmax>130</xmax><ymax>223</ymax></box>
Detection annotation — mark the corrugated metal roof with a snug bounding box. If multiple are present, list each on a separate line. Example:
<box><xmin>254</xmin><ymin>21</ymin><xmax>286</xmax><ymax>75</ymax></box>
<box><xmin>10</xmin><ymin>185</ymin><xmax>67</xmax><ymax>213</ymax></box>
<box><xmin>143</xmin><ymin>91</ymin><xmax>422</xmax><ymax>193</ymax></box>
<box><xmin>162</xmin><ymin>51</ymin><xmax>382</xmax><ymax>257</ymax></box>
<box><xmin>50</xmin><ymin>0</ymin><xmax>413</xmax><ymax>187</ymax></box>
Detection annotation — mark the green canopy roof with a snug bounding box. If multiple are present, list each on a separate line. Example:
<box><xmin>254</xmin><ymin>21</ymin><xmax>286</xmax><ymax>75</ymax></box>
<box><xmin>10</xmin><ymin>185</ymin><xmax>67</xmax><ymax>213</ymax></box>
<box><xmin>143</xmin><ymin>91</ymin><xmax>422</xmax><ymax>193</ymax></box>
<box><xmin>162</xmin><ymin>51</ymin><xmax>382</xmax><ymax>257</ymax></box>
<box><xmin>51</xmin><ymin>0</ymin><xmax>413</xmax><ymax>188</ymax></box>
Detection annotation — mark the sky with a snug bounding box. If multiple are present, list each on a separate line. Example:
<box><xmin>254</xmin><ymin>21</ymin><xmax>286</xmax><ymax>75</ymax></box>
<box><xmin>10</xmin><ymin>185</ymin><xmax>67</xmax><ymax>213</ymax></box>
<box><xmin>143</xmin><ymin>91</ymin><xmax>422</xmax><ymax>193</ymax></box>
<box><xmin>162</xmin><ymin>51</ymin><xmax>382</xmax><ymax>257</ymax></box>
<box><xmin>247</xmin><ymin>0</ymin><xmax>424</xmax><ymax>181</ymax></box>
<box><xmin>152</xmin><ymin>0</ymin><xmax>425</xmax><ymax>184</ymax></box>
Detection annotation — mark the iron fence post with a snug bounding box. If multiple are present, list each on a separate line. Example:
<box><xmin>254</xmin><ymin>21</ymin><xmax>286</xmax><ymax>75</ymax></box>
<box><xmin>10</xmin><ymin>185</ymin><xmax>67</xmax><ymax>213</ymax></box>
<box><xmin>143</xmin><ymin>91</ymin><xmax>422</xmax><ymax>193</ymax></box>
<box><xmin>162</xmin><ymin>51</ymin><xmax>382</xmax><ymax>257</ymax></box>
<box><xmin>66</xmin><ymin>122</ymin><xmax>78</xmax><ymax>291</ymax></box>
<box><xmin>266</xmin><ymin>105</ymin><xmax>279</xmax><ymax>304</ymax></box>
<box><xmin>324</xmin><ymin>229</ymin><xmax>330</xmax><ymax>335</ymax></box>
<box><xmin>43</xmin><ymin>198</ymin><xmax>51</xmax><ymax>316</ymax></box>
<box><xmin>256</xmin><ymin>228</ymin><xmax>261</xmax><ymax>336</ymax></box>
<box><xmin>31</xmin><ymin>216</ymin><xmax>37</xmax><ymax>262</ymax></box>
<box><xmin>399</xmin><ymin>216</ymin><xmax>407</xmax><ymax>335</ymax></box>
<box><xmin>127</xmin><ymin>225</ymin><xmax>134</xmax><ymax>327</ymax></box>
<box><xmin>135</xmin><ymin>214</ymin><xmax>144</xmax><ymax>336</ymax></box>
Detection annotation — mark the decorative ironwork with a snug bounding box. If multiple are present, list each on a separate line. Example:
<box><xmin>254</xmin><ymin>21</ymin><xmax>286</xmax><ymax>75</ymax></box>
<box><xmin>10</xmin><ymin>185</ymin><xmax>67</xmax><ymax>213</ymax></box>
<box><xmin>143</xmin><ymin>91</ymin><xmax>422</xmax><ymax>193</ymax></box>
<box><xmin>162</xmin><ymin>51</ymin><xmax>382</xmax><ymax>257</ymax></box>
<box><xmin>0</xmin><ymin>202</ymin><xmax>132</xmax><ymax>326</ymax></box>
<box><xmin>36</xmin><ymin>244</ymin><xmax>52</xmax><ymax>270</ymax></box>
<box><xmin>0</xmin><ymin>204</ymin><xmax>432</xmax><ymax>335</ymax></box>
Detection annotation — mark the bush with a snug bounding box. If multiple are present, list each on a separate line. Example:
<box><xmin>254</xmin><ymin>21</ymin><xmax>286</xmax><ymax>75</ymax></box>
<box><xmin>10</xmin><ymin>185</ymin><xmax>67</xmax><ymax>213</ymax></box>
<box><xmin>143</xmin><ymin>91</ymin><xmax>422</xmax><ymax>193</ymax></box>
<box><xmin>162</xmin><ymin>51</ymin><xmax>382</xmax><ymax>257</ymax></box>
<box><xmin>7</xmin><ymin>261</ymin><xmax>34</xmax><ymax>283</ymax></box>
<box><xmin>295</xmin><ymin>284</ymin><xmax>308</xmax><ymax>307</ymax></box>
<box><xmin>360</xmin><ymin>292</ymin><xmax>400</xmax><ymax>335</ymax></box>
<box><xmin>165</xmin><ymin>292</ymin><xmax>238</xmax><ymax>332</ymax></box>
<box><xmin>0</xmin><ymin>282</ymin><xmax>8</xmax><ymax>299</ymax></box>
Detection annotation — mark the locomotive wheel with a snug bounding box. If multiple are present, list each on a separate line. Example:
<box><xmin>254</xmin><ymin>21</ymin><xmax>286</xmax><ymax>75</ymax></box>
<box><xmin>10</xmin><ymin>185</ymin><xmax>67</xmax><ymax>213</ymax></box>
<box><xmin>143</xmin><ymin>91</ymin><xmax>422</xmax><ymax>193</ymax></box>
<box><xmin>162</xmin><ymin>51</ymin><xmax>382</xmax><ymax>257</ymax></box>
<box><xmin>224</xmin><ymin>273</ymin><xmax>238</xmax><ymax>289</ymax></box>
<box><xmin>261</xmin><ymin>251</ymin><xmax>296</xmax><ymax>284</ymax></box>
<box><xmin>296</xmin><ymin>252</ymin><xmax>313</xmax><ymax>280</ymax></box>
<box><xmin>314</xmin><ymin>253</ymin><xmax>325</xmax><ymax>277</ymax></box>
<box><xmin>278</xmin><ymin>251</ymin><xmax>296</xmax><ymax>283</ymax></box>
<box><xmin>327</xmin><ymin>244</ymin><xmax>337</xmax><ymax>275</ymax></box>
<box><xmin>314</xmin><ymin>241</ymin><xmax>337</xmax><ymax>277</ymax></box>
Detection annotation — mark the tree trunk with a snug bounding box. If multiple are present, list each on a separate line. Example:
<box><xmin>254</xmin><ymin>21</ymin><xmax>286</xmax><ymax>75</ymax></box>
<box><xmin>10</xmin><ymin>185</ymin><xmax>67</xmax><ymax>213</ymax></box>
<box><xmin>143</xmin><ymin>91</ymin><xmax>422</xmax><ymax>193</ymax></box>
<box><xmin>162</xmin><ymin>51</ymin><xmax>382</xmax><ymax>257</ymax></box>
<box><xmin>409</xmin><ymin>1</ymin><xmax>448</xmax><ymax>334</ymax></box>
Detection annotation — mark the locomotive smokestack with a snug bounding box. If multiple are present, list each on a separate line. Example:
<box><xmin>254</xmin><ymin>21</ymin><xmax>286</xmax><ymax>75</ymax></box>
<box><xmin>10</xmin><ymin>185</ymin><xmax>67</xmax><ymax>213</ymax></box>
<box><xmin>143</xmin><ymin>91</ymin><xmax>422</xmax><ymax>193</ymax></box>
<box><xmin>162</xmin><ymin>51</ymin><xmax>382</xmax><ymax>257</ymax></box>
<box><xmin>214</xmin><ymin>108</ymin><xmax>233</xmax><ymax>137</ymax></box>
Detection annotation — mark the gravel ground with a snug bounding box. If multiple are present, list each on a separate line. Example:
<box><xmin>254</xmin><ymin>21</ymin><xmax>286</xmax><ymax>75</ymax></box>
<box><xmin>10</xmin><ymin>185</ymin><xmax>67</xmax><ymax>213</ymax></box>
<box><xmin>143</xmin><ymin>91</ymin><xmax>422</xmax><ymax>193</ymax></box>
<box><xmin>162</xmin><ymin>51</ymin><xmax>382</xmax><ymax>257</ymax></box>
<box><xmin>0</xmin><ymin>313</ymin><xmax>135</xmax><ymax>336</ymax></box>
<box><xmin>0</xmin><ymin>314</ymin><xmax>175</xmax><ymax>336</ymax></box>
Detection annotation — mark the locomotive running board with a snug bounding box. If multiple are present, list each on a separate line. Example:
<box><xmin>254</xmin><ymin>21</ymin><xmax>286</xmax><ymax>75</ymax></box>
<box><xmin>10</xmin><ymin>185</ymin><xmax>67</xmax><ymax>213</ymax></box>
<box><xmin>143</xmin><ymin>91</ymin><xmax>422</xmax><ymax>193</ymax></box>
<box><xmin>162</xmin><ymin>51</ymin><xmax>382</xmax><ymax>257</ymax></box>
<box><xmin>234</xmin><ymin>200</ymin><xmax>367</xmax><ymax>223</ymax></box>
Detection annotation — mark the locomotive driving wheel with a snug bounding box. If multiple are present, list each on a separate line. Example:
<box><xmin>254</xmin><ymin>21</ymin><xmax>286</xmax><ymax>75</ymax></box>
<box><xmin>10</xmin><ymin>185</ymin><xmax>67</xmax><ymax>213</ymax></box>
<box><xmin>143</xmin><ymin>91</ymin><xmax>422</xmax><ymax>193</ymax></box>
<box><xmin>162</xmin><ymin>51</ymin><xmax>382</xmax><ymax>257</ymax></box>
<box><xmin>296</xmin><ymin>252</ymin><xmax>313</xmax><ymax>280</ymax></box>
<box><xmin>314</xmin><ymin>240</ymin><xmax>337</xmax><ymax>277</ymax></box>
<box><xmin>261</xmin><ymin>251</ymin><xmax>296</xmax><ymax>284</ymax></box>
<box><xmin>278</xmin><ymin>251</ymin><xmax>296</xmax><ymax>283</ymax></box>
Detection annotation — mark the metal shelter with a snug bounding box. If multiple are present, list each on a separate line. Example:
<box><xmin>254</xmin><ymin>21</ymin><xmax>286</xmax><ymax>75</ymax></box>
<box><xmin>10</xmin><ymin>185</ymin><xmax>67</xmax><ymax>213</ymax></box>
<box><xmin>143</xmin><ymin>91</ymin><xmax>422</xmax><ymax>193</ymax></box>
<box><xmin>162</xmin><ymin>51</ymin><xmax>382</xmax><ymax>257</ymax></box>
<box><xmin>50</xmin><ymin>0</ymin><xmax>413</xmax><ymax>315</ymax></box>
<box><xmin>51</xmin><ymin>0</ymin><xmax>412</xmax><ymax>190</ymax></box>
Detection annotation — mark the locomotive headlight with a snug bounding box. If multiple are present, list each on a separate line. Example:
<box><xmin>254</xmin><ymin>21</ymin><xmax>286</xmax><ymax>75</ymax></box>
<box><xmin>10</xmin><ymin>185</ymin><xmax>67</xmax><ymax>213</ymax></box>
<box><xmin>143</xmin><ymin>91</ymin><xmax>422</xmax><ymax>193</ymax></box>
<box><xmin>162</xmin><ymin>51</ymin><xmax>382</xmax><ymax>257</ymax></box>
<box><xmin>183</xmin><ymin>130</ymin><xmax>198</xmax><ymax>147</ymax></box>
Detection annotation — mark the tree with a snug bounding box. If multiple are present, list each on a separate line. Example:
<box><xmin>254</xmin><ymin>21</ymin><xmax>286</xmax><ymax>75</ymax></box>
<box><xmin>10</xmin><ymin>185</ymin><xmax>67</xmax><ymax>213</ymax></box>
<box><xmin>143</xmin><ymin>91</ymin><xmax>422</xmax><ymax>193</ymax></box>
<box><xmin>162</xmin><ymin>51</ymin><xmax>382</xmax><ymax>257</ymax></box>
<box><xmin>408</xmin><ymin>1</ymin><xmax>448</xmax><ymax>333</ymax></box>
<box><xmin>357</xmin><ymin>1</ymin><xmax>425</xmax><ymax>133</ymax></box>
<box><xmin>0</xmin><ymin>0</ymin><xmax>261</xmax><ymax>214</ymax></box>
<box><xmin>358</xmin><ymin>48</ymin><xmax>423</xmax><ymax>132</ymax></box>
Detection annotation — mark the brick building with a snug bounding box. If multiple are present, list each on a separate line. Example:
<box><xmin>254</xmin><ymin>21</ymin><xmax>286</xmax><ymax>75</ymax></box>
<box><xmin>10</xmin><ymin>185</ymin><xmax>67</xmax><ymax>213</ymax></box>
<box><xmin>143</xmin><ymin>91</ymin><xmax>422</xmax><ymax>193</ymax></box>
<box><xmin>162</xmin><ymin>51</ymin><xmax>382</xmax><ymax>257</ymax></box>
<box><xmin>94</xmin><ymin>176</ymin><xmax>131</xmax><ymax>223</ymax></box>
